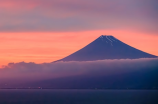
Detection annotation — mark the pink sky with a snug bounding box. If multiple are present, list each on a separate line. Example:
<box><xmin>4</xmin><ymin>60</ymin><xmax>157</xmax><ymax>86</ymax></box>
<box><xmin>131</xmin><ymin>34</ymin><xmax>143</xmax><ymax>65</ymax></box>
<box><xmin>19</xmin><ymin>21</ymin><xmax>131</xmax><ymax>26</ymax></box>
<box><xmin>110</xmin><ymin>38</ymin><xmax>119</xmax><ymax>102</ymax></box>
<box><xmin>0</xmin><ymin>0</ymin><xmax>157</xmax><ymax>66</ymax></box>
<box><xmin>0</xmin><ymin>30</ymin><xmax>158</xmax><ymax>66</ymax></box>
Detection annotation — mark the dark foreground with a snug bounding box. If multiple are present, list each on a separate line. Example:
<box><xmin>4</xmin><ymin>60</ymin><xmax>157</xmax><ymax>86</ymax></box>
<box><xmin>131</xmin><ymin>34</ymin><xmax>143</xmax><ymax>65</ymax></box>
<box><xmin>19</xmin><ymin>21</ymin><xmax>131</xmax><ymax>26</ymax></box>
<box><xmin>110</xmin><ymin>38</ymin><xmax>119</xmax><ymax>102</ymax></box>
<box><xmin>0</xmin><ymin>89</ymin><xmax>158</xmax><ymax>104</ymax></box>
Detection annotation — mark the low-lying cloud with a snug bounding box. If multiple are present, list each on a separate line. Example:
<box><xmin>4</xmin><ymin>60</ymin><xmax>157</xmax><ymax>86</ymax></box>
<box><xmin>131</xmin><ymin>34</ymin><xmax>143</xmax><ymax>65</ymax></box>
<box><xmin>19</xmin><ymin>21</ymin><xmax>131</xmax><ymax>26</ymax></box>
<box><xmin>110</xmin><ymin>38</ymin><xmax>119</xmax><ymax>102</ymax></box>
<box><xmin>0</xmin><ymin>58</ymin><xmax>158</xmax><ymax>85</ymax></box>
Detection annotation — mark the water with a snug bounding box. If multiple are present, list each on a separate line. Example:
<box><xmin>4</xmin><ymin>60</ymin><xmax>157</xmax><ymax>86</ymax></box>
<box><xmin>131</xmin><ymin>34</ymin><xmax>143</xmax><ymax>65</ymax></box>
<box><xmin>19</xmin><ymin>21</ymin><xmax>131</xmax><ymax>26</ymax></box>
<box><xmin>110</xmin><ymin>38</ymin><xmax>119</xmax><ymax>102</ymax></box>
<box><xmin>0</xmin><ymin>89</ymin><xmax>158</xmax><ymax>104</ymax></box>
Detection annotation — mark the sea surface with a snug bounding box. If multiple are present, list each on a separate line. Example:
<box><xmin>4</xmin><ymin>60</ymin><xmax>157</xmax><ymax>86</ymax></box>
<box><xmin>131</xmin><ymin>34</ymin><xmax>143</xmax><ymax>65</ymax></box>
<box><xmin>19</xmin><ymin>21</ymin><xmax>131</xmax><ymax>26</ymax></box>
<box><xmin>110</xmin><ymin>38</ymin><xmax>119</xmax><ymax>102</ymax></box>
<box><xmin>0</xmin><ymin>89</ymin><xmax>158</xmax><ymax>104</ymax></box>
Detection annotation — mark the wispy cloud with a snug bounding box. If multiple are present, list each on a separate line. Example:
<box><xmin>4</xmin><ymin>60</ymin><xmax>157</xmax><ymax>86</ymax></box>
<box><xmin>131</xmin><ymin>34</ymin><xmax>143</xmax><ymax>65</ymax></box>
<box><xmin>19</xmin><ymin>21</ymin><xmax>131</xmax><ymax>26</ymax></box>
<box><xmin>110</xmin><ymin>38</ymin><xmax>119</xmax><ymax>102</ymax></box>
<box><xmin>0</xmin><ymin>0</ymin><xmax>157</xmax><ymax>34</ymax></box>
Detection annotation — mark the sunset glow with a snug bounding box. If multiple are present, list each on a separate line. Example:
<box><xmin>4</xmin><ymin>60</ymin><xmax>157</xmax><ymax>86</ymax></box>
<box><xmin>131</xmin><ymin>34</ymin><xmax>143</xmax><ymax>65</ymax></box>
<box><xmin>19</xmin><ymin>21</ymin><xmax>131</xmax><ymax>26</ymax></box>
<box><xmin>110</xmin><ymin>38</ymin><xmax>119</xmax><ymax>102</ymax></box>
<box><xmin>0</xmin><ymin>30</ymin><xmax>158</xmax><ymax>66</ymax></box>
<box><xmin>0</xmin><ymin>0</ymin><xmax>157</xmax><ymax>66</ymax></box>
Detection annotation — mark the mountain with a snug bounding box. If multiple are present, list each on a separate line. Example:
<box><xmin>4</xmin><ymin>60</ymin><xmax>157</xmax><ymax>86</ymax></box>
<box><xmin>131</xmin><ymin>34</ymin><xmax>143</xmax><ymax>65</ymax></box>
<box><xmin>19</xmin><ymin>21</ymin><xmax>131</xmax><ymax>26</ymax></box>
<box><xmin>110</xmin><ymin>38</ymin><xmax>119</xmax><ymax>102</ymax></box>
<box><xmin>1</xmin><ymin>35</ymin><xmax>157</xmax><ymax>89</ymax></box>
<box><xmin>57</xmin><ymin>35</ymin><xmax>157</xmax><ymax>61</ymax></box>
<box><xmin>32</xmin><ymin>35</ymin><xmax>157</xmax><ymax>89</ymax></box>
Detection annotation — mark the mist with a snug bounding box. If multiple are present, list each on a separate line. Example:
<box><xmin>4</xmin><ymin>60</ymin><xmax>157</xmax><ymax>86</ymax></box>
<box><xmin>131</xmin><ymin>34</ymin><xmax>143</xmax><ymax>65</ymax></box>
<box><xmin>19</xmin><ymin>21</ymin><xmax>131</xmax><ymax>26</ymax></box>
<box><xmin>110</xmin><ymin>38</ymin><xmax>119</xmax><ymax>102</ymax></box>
<box><xmin>0</xmin><ymin>58</ymin><xmax>158</xmax><ymax>87</ymax></box>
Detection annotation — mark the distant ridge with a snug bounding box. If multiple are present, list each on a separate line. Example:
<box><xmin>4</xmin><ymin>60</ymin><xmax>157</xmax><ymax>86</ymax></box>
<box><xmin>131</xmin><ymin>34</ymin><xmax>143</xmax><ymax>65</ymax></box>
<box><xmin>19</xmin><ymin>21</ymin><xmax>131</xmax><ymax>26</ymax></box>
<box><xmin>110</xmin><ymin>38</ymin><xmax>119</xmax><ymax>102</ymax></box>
<box><xmin>57</xmin><ymin>35</ymin><xmax>157</xmax><ymax>61</ymax></box>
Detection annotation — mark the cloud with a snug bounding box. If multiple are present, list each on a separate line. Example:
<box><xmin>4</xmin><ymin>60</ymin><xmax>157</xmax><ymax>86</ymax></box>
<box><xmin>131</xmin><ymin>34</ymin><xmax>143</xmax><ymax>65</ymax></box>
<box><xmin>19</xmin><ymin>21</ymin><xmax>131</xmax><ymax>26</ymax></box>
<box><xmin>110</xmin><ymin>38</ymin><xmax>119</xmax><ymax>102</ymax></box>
<box><xmin>0</xmin><ymin>0</ymin><xmax>157</xmax><ymax>34</ymax></box>
<box><xmin>0</xmin><ymin>58</ymin><xmax>158</xmax><ymax>86</ymax></box>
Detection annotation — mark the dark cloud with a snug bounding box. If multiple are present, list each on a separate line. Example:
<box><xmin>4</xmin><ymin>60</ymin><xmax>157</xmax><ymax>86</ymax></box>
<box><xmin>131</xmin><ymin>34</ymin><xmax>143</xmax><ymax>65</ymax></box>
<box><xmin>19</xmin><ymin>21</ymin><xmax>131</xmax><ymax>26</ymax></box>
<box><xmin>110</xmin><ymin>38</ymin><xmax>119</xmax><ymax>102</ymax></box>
<box><xmin>0</xmin><ymin>58</ymin><xmax>158</xmax><ymax>87</ymax></box>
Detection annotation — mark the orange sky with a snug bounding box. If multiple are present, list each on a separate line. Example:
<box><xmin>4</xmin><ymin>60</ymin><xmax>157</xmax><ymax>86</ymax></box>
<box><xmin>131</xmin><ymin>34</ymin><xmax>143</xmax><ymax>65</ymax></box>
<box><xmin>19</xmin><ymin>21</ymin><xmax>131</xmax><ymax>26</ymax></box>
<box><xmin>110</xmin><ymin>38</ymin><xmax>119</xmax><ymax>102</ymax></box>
<box><xmin>0</xmin><ymin>29</ymin><xmax>158</xmax><ymax>67</ymax></box>
<box><xmin>0</xmin><ymin>0</ymin><xmax>157</xmax><ymax>67</ymax></box>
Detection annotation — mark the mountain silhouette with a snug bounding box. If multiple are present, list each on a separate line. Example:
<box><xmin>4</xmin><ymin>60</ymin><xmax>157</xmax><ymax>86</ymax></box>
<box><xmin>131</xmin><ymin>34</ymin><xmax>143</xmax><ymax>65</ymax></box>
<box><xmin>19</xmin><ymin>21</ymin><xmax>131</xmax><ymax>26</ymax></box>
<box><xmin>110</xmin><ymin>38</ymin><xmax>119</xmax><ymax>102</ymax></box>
<box><xmin>58</xmin><ymin>35</ymin><xmax>157</xmax><ymax>61</ymax></box>
<box><xmin>1</xmin><ymin>35</ymin><xmax>157</xmax><ymax>89</ymax></box>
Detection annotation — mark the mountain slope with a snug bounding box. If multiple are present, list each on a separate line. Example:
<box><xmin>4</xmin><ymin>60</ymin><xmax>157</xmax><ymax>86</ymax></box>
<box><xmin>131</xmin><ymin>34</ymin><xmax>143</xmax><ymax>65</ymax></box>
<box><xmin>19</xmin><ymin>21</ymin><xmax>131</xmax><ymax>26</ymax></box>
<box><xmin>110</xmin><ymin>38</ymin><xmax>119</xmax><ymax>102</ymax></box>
<box><xmin>58</xmin><ymin>35</ymin><xmax>157</xmax><ymax>61</ymax></box>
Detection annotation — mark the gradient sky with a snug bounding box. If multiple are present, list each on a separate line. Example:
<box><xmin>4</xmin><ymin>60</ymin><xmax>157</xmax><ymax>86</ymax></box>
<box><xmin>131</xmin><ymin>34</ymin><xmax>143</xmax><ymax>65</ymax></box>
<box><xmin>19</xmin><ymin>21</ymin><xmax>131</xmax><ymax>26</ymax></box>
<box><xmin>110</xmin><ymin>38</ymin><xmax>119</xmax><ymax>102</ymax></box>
<box><xmin>0</xmin><ymin>0</ymin><xmax>158</xmax><ymax>66</ymax></box>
